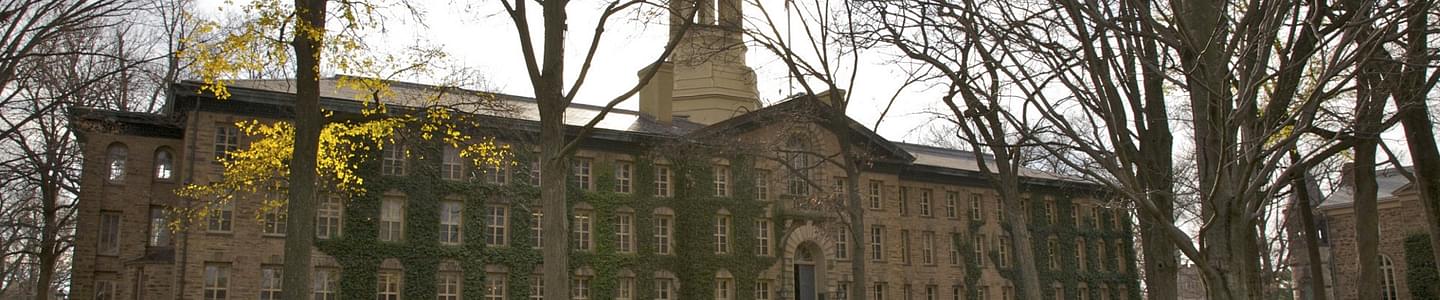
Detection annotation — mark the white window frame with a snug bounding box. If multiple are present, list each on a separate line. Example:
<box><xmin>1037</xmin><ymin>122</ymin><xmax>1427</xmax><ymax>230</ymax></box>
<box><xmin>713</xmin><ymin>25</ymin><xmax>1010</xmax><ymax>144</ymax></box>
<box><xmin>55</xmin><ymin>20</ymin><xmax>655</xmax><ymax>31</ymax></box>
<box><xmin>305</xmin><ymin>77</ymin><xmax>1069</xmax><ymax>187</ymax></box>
<box><xmin>381</xmin><ymin>143</ymin><xmax>407</xmax><ymax>176</ymax></box>
<box><xmin>203</xmin><ymin>263</ymin><xmax>229</xmax><ymax>300</ymax></box>
<box><xmin>572</xmin><ymin>158</ymin><xmax>592</xmax><ymax>190</ymax></box>
<box><xmin>714</xmin><ymin>215</ymin><xmax>730</xmax><ymax>254</ymax></box>
<box><xmin>442</xmin><ymin>146</ymin><xmax>465</xmax><ymax>181</ymax></box>
<box><xmin>616</xmin><ymin>162</ymin><xmax>633</xmax><ymax>193</ymax></box>
<box><xmin>207</xmin><ymin>201</ymin><xmax>234</xmax><ymax>233</ymax></box>
<box><xmin>440</xmin><ymin>201</ymin><xmax>466</xmax><ymax>245</ymax></box>
<box><xmin>870</xmin><ymin>225</ymin><xmax>884</xmax><ymax>261</ymax></box>
<box><xmin>573</xmin><ymin>211</ymin><xmax>593</xmax><ymax>251</ymax></box>
<box><xmin>919</xmin><ymin>189</ymin><xmax>933</xmax><ymax>216</ymax></box>
<box><xmin>756</xmin><ymin>219</ymin><xmax>770</xmax><ymax>256</ymax></box>
<box><xmin>317</xmin><ymin>195</ymin><xmax>343</xmax><ymax>239</ymax></box>
<box><xmin>380</xmin><ymin>196</ymin><xmax>405</xmax><ymax>242</ymax></box>
<box><xmin>714</xmin><ymin>165</ymin><xmax>729</xmax><ymax>196</ymax></box>
<box><xmin>655</xmin><ymin>165</ymin><xmax>672</xmax><ymax>197</ymax></box>
<box><xmin>617</xmin><ymin>213</ymin><xmax>634</xmax><ymax>253</ymax></box>
<box><xmin>378</xmin><ymin>270</ymin><xmax>402</xmax><ymax>300</ymax></box>
<box><xmin>313</xmin><ymin>268</ymin><xmax>339</xmax><ymax>300</ymax></box>
<box><xmin>260</xmin><ymin>265</ymin><xmax>282</xmax><ymax>300</ymax></box>
<box><xmin>655</xmin><ymin>214</ymin><xmax>673</xmax><ymax>255</ymax></box>
<box><xmin>438</xmin><ymin>272</ymin><xmax>462</xmax><ymax>300</ymax></box>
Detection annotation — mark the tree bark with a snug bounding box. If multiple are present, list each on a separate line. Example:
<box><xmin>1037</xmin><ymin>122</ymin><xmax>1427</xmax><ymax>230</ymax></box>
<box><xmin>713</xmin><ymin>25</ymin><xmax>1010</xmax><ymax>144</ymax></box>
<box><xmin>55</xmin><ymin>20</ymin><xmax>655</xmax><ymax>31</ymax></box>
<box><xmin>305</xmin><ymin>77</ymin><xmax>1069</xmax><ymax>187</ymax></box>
<box><xmin>1290</xmin><ymin>155</ymin><xmax>1327</xmax><ymax>300</ymax></box>
<box><xmin>281</xmin><ymin>0</ymin><xmax>327</xmax><ymax>298</ymax></box>
<box><xmin>537</xmin><ymin>0</ymin><xmax>571</xmax><ymax>298</ymax></box>
<box><xmin>1392</xmin><ymin>0</ymin><xmax>1440</xmax><ymax>269</ymax></box>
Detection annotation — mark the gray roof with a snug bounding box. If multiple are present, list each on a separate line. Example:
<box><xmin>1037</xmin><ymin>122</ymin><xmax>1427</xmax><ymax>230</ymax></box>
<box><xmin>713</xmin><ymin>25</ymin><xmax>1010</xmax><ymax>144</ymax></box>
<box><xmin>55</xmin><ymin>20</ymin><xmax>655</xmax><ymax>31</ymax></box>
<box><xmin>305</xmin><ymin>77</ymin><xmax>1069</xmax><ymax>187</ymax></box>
<box><xmin>896</xmin><ymin>142</ymin><xmax>1072</xmax><ymax>181</ymax></box>
<box><xmin>1320</xmin><ymin>167</ymin><xmax>1414</xmax><ymax>209</ymax></box>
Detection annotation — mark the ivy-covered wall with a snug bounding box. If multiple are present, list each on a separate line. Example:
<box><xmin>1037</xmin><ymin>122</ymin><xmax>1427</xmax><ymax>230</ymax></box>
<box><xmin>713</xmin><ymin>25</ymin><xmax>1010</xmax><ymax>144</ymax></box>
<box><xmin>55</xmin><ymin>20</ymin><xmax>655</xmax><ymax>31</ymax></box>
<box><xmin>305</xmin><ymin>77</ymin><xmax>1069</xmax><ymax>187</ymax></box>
<box><xmin>316</xmin><ymin>139</ymin><xmax>778</xmax><ymax>299</ymax></box>
<box><xmin>1405</xmin><ymin>234</ymin><xmax>1438</xmax><ymax>300</ymax></box>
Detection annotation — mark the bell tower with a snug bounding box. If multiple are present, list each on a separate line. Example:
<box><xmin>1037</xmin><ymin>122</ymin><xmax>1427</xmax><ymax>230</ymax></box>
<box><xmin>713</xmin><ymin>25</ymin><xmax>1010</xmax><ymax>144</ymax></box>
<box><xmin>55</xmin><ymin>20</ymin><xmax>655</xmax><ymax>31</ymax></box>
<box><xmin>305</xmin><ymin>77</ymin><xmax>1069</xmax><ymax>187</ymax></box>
<box><xmin>664</xmin><ymin>0</ymin><xmax>761</xmax><ymax>125</ymax></box>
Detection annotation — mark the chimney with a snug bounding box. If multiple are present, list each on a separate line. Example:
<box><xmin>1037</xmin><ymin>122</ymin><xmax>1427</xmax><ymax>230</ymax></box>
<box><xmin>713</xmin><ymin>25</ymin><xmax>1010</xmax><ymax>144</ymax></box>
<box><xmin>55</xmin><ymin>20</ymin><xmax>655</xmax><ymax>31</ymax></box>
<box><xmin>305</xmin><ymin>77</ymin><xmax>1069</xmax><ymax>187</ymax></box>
<box><xmin>639</xmin><ymin>62</ymin><xmax>675</xmax><ymax>124</ymax></box>
<box><xmin>815</xmin><ymin>89</ymin><xmax>847</xmax><ymax>107</ymax></box>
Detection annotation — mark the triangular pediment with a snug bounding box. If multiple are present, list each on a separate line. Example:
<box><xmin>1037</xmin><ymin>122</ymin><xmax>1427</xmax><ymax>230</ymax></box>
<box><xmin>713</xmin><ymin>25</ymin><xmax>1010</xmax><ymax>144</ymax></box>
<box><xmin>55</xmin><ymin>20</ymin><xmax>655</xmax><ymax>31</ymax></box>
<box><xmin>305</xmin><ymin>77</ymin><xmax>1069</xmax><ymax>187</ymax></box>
<box><xmin>687</xmin><ymin>94</ymin><xmax>915</xmax><ymax>163</ymax></box>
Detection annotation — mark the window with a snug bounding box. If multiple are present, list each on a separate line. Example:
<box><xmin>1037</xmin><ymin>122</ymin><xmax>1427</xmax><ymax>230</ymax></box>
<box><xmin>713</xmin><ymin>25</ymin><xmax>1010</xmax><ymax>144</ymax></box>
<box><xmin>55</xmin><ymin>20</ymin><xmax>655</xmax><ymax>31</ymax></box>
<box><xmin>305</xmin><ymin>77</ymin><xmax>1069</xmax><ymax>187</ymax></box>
<box><xmin>1046</xmin><ymin>200</ymin><xmax>1057</xmax><ymax>224</ymax></box>
<box><xmin>756</xmin><ymin>280</ymin><xmax>772</xmax><ymax>300</ymax></box>
<box><xmin>203</xmin><ymin>263</ymin><xmax>230</xmax><ymax>300</ymax></box>
<box><xmin>442</xmin><ymin>202</ymin><xmax>467</xmax><ymax>245</ymax></box>
<box><xmin>756</xmin><ymin>170</ymin><xmax>771</xmax><ymax>200</ymax></box>
<box><xmin>926</xmin><ymin>285</ymin><xmax>937</xmax><ymax>300</ymax></box>
<box><xmin>1073</xmin><ymin>204</ymin><xmax>1083</xmax><ymax>227</ymax></box>
<box><xmin>260</xmin><ymin>266</ymin><xmax>282</xmax><ymax>300</ymax></box>
<box><xmin>945</xmin><ymin>192</ymin><xmax>958</xmax><ymax>218</ymax></box>
<box><xmin>919</xmin><ymin>189</ymin><xmax>933</xmax><ymax>216</ymax></box>
<box><xmin>573</xmin><ymin>275</ymin><xmax>591</xmax><ymax>300</ymax></box>
<box><xmin>617</xmin><ymin>212</ymin><xmax>635</xmax><ymax>253</ymax></box>
<box><xmin>381</xmin><ymin>143</ymin><xmax>406</xmax><ymax>176</ymax></box>
<box><xmin>977</xmin><ymin>286</ymin><xmax>986</xmax><ymax>300</ymax></box>
<box><xmin>95</xmin><ymin>280</ymin><xmax>116</xmax><ymax>300</ymax></box>
<box><xmin>529</xmin><ymin>274</ymin><xmax>543</xmax><ymax>300</ymax></box>
<box><xmin>784</xmin><ymin>137</ymin><xmax>813</xmax><ymax>196</ymax></box>
<box><xmin>900</xmin><ymin>230</ymin><xmax>911</xmax><ymax>264</ymax></box>
<box><xmin>1076</xmin><ymin>238</ymin><xmax>1087</xmax><ymax>270</ymax></box>
<box><xmin>148</xmin><ymin>207</ymin><xmax>170</xmax><ymax>247</ymax></box>
<box><xmin>872</xmin><ymin>282</ymin><xmax>885</xmax><ymax>300</ymax></box>
<box><xmin>1048</xmin><ymin>237</ymin><xmax>1060</xmax><ymax>270</ymax></box>
<box><xmin>1052</xmin><ymin>285</ymin><xmax>1063</xmax><ymax>300</ymax></box>
<box><xmin>714</xmin><ymin>215</ymin><xmax>731</xmax><ymax>254</ymax></box>
<box><xmin>655</xmin><ymin>214</ymin><xmax>673</xmax><ymax>254</ymax></box>
<box><xmin>835</xmin><ymin>228</ymin><xmax>848</xmax><ymax>259</ymax></box>
<box><xmin>617</xmin><ymin>276</ymin><xmax>635</xmax><ymax>300</ymax></box>
<box><xmin>715</xmin><ymin>275</ymin><xmax>733</xmax><ymax>300</ymax></box>
<box><xmin>904</xmin><ymin>284</ymin><xmax>913</xmax><ymax>300</ymax></box>
<box><xmin>655</xmin><ymin>276</ymin><xmax>676</xmax><ymax>300</ymax></box>
<box><xmin>438</xmin><ymin>272</ymin><xmax>462</xmax><ymax>300</ymax></box>
<box><xmin>484</xmin><ymin>271</ymin><xmax>506</xmax><ymax>300</ymax></box>
<box><xmin>969</xmin><ymin>193</ymin><xmax>983</xmax><ymax>221</ymax></box>
<box><xmin>99</xmin><ymin>212</ymin><xmax>119</xmax><ymax>256</ymax></box>
<box><xmin>107</xmin><ymin>144</ymin><xmax>128</xmax><ymax>183</ymax></box>
<box><xmin>154</xmin><ymin>149</ymin><xmax>174</xmax><ymax>180</ymax></box>
<box><xmin>996</xmin><ymin>199</ymin><xmax>1006</xmax><ymax>223</ymax></box>
<box><xmin>1114</xmin><ymin>208</ymin><xmax>1125</xmax><ymax>229</ymax></box>
<box><xmin>837</xmin><ymin>282</ymin><xmax>850</xmax><ymax>300</ymax></box>
<box><xmin>313</xmin><ymin>268</ymin><xmax>339</xmax><ymax>300</ymax></box>
<box><xmin>870</xmin><ymin>225</ymin><xmax>884</xmax><ymax>261</ymax></box>
<box><xmin>655</xmin><ymin>165</ymin><xmax>672</xmax><ymax>197</ymax></box>
<box><xmin>531</xmin><ymin>212</ymin><xmax>543</xmax><ymax>249</ymax></box>
<box><xmin>378</xmin><ymin>270</ymin><xmax>402</xmax><ymax>300</ymax></box>
<box><xmin>214</xmin><ymin>124</ymin><xmax>239</xmax><ymax>161</ymax></box>
<box><xmin>572</xmin><ymin>158</ymin><xmax>592</xmax><ymax>190</ymax></box>
<box><xmin>999</xmin><ymin>235</ymin><xmax>1011</xmax><ymax>268</ymax></box>
<box><xmin>953</xmin><ymin>286</ymin><xmax>963</xmax><ymax>300</ymax></box>
<box><xmin>1099</xmin><ymin>286</ymin><xmax>1109</xmax><ymax>300</ymax></box>
<box><xmin>1382</xmin><ymin>255</ymin><xmax>1399</xmax><ymax>300</ymax></box>
<box><xmin>756</xmin><ymin>219</ymin><xmax>770</xmax><ymax>256</ymax></box>
<box><xmin>1115</xmin><ymin>241</ymin><xmax>1127</xmax><ymax>273</ymax></box>
<box><xmin>317</xmin><ymin>195</ymin><xmax>343</xmax><ymax>239</ymax></box>
<box><xmin>973</xmin><ymin>234</ymin><xmax>985</xmax><ymax>266</ymax></box>
<box><xmin>1097</xmin><ymin>242</ymin><xmax>1107</xmax><ymax>271</ymax></box>
<box><xmin>262</xmin><ymin>210</ymin><xmax>286</xmax><ymax>236</ymax></box>
<box><xmin>898</xmin><ymin>187</ymin><xmax>909</xmax><ymax>215</ymax></box>
<box><xmin>921</xmin><ymin>231</ymin><xmax>935</xmax><ymax>265</ymax></box>
<box><xmin>615</xmin><ymin>162</ymin><xmax>633</xmax><ymax>193</ymax></box>
<box><xmin>714</xmin><ymin>165</ymin><xmax>730</xmax><ymax>196</ymax></box>
<box><xmin>529</xmin><ymin>157</ymin><xmax>541</xmax><ymax>186</ymax></box>
<box><xmin>483</xmin><ymin>161</ymin><xmax>508</xmax><ymax>185</ymax></box>
<box><xmin>868</xmin><ymin>181</ymin><xmax>883</xmax><ymax>209</ymax></box>
<box><xmin>832</xmin><ymin>177</ymin><xmax>847</xmax><ymax>200</ymax></box>
<box><xmin>442</xmin><ymin>146</ymin><xmax>464</xmax><ymax>181</ymax></box>
<box><xmin>1003</xmin><ymin>286</ymin><xmax>1014</xmax><ymax>300</ymax></box>
<box><xmin>573</xmin><ymin>211</ymin><xmax>593</xmax><ymax>251</ymax></box>
<box><xmin>207</xmin><ymin>201</ymin><xmax>233</xmax><ymax>232</ymax></box>
<box><xmin>1078</xmin><ymin>286</ymin><xmax>1088</xmax><ymax>300</ymax></box>
<box><xmin>380</xmin><ymin>196</ymin><xmax>405</xmax><ymax>242</ymax></box>
<box><xmin>950</xmin><ymin>233</ymin><xmax>961</xmax><ymax>265</ymax></box>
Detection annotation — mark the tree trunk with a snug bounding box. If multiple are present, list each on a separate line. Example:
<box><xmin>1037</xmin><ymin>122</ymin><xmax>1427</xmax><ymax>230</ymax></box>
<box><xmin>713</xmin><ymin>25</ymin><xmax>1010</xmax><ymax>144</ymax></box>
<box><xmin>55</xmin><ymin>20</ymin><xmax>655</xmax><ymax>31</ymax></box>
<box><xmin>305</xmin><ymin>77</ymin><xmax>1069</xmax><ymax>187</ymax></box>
<box><xmin>1392</xmin><ymin>0</ymin><xmax>1440</xmax><ymax>269</ymax></box>
<box><xmin>1351</xmin><ymin>60</ymin><xmax>1389</xmax><ymax>300</ymax></box>
<box><xmin>1291</xmin><ymin>156</ymin><xmax>1327</xmax><ymax>300</ymax></box>
<box><xmin>537</xmin><ymin>0</ymin><xmax>571</xmax><ymax>297</ymax></box>
<box><xmin>835</xmin><ymin>130</ymin><xmax>867</xmax><ymax>300</ymax></box>
<box><xmin>281</xmin><ymin>0</ymin><xmax>327</xmax><ymax>298</ymax></box>
<box><xmin>33</xmin><ymin>166</ymin><xmax>58</xmax><ymax>300</ymax></box>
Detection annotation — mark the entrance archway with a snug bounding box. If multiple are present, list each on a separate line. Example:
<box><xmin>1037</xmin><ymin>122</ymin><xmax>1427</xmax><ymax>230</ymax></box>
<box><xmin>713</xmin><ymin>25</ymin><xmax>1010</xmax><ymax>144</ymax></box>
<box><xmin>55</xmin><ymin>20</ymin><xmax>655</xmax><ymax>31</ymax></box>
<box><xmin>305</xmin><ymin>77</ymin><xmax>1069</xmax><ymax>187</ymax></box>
<box><xmin>794</xmin><ymin>242</ymin><xmax>822</xmax><ymax>300</ymax></box>
<box><xmin>782</xmin><ymin>224</ymin><xmax>832</xmax><ymax>300</ymax></box>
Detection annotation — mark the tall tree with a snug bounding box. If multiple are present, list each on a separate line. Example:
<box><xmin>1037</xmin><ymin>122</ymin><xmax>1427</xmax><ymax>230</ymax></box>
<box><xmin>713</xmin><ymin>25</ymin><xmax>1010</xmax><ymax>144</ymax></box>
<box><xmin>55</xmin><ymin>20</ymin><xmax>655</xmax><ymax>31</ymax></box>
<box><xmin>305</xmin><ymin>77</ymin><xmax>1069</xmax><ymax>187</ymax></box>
<box><xmin>1390</xmin><ymin>0</ymin><xmax>1440</xmax><ymax>268</ymax></box>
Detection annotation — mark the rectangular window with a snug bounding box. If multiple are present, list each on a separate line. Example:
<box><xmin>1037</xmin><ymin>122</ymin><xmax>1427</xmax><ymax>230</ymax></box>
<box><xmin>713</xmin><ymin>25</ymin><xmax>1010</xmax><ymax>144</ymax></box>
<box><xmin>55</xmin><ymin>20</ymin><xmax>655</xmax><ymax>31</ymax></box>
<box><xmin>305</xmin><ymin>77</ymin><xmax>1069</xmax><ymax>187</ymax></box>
<box><xmin>655</xmin><ymin>165</ymin><xmax>672</xmax><ymax>197</ymax></box>
<box><xmin>313</xmin><ymin>268</ymin><xmax>339</xmax><ymax>300</ymax></box>
<box><xmin>485</xmin><ymin>272</ymin><xmax>506</xmax><ymax>300</ymax></box>
<box><xmin>617</xmin><ymin>277</ymin><xmax>635</xmax><ymax>300</ymax></box>
<box><xmin>529</xmin><ymin>157</ymin><xmax>541</xmax><ymax>186</ymax></box>
<box><xmin>615</xmin><ymin>162</ymin><xmax>633</xmax><ymax>193</ymax></box>
<box><xmin>378</xmin><ymin>270</ymin><xmax>402</xmax><ymax>300</ymax></box>
<box><xmin>953</xmin><ymin>286</ymin><xmax>963</xmax><ymax>300</ymax></box>
<box><xmin>442</xmin><ymin>146</ymin><xmax>464</xmax><ymax>181</ymax></box>
<box><xmin>969</xmin><ymin>193</ymin><xmax>983</xmax><ymax>222</ymax></box>
<box><xmin>868</xmin><ymin>181</ymin><xmax>883</xmax><ymax>209</ymax></box>
<box><xmin>973</xmin><ymin>234</ymin><xmax>985</xmax><ymax>266</ymax></box>
<box><xmin>715</xmin><ymin>277</ymin><xmax>732</xmax><ymax>300</ymax></box>
<box><xmin>380</xmin><ymin>196</ymin><xmax>405</xmax><ymax>242</ymax></box>
<box><xmin>898</xmin><ymin>187</ymin><xmax>909</xmax><ymax>215</ymax></box>
<box><xmin>1046</xmin><ymin>201</ymin><xmax>1057</xmax><ymax>225</ymax></box>
<box><xmin>714</xmin><ymin>215</ymin><xmax>731</xmax><ymax>254</ymax></box>
<box><xmin>756</xmin><ymin>280</ymin><xmax>772</xmax><ymax>300</ymax></box>
<box><xmin>260</xmin><ymin>266</ymin><xmax>282</xmax><ymax>300</ymax></box>
<box><xmin>656</xmin><ymin>215</ymin><xmax>673</xmax><ymax>254</ymax></box>
<box><xmin>443</xmin><ymin>202</ymin><xmax>470</xmax><ymax>245</ymax></box>
<box><xmin>573</xmin><ymin>276</ymin><xmax>591</xmax><ymax>300</ymax></box>
<box><xmin>1116</xmin><ymin>241</ymin><xmax>1127</xmax><ymax>273</ymax></box>
<box><xmin>919</xmin><ymin>189</ymin><xmax>933</xmax><ymax>216</ymax></box>
<box><xmin>317</xmin><ymin>195</ymin><xmax>343</xmax><ymax>239</ymax></box>
<box><xmin>837</xmin><ymin>282</ymin><xmax>850</xmax><ymax>300</ymax></box>
<box><xmin>214</xmin><ymin>124</ymin><xmax>239</xmax><ymax>162</ymax></box>
<box><xmin>617</xmin><ymin>213</ymin><xmax>634</xmax><ymax>253</ymax></box>
<box><xmin>530</xmin><ymin>274</ymin><xmax>544</xmax><ymax>300</ymax></box>
<box><xmin>574</xmin><ymin>212</ymin><xmax>593</xmax><ymax>251</ymax></box>
<box><xmin>381</xmin><ymin>143</ymin><xmax>406</xmax><ymax>176</ymax></box>
<box><xmin>714</xmin><ymin>165</ymin><xmax>730</xmax><ymax>196</ymax></box>
<box><xmin>207</xmin><ymin>201</ymin><xmax>234</xmax><ymax>232</ymax></box>
<box><xmin>482</xmin><ymin>205</ymin><xmax>507</xmax><ymax>247</ymax></box>
<box><xmin>262</xmin><ymin>210</ymin><xmax>286</xmax><ymax>236</ymax></box>
<box><xmin>483</xmin><ymin>162</ymin><xmax>508</xmax><ymax>185</ymax></box>
<box><xmin>531</xmin><ymin>212</ymin><xmax>543</xmax><ymax>249</ymax></box>
<box><xmin>202</xmin><ymin>263</ymin><xmax>229</xmax><ymax>300</ymax></box>
<box><xmin>756</xmin><ymin>219</ymin><xmax>770</xmax><ymax>256</ymax></box>
<box><xmin>95</xmin><ymin>280</ymin><xmax>116</xmax><ymax>300</ymax></box>
<box><xmin>945</xmin><ymin>192</ymin><xmax>958</xmax><ymax>218</ymax></box>
<box><xmin>148</xmin><ymin>206</ymin><xmax>171</xmax><ymax>247</ymax></box>
<box><xmin>1097</xmin><ymin>242</ymin><xmax>1107</xmax><ymax>271</ymax></box>
<box><xmin>1077</xmin><ymin>238</ymin><xmax>1087</xmax><ymax>270</ymax></box>
<box><xmin>656</xmin><ymin>278</ymin><xmax>676</xmax><ymax>300</ymax></box>
<box><xmin>99</xmin><ymin>212</ymin><xmax>120</xmax><ymax>255</ymax></box>
<box><xmin>1073</xmin><ymin>204</ymin><xmax>1083</xmax><ymax>227</ymax></box>
<box><xmin>572</xmin><ymin>158</ymin><xmax>592</xmax><ymax>190</ymax></box>
<box><xmin>904</xmin><ymin>284</ymin><xmax>912</xmax><ymax>300</ymax></box>
<box><xmin>900</xmin><ymin>230</ymin><xmax>911</xmax><ymax>264</ymax></box>
<box><xmin>835</xmin><ymin>228</ymin><xmax>849</xmax><ymax>259</ymax></box>
<box><xmin>1004</xmin><ymin>286</ymin><xmax>1014</xmax><ymax>300</ymax></box>
<box><xmin>832</xmin><ymin>177</ymin><xmax>847</xmax><ymax>200</ymax></box>
<box><xmin>438</xmin><ymin>272</ymin><xmax>462</xmax><ymax>300</ymax></box>
<box><xmin>873</xmin><ymin>283</ymin><xmax>885</xmax><ymax>300</ymax></box>
<box><xmin>999</xmin><ymin>235</ymin><xmax>1012</xmax><ymax>268</ymax></box>
<box><xmin>950</xmin><ymin>233</ymin><xmax>961</xmax><ymax>265</ymax></box>
<box><xmin>870</xmin><ymin>225</ymin><xmax>884</xmax><ymax>261</ymax></box>
<box><xmin>922</xmin><ymin>231</ymin><xmax>935</xmax><ymax>265</ymax></box>
<box><xmin>756</xmin><ymin>170</ymin><xmax>771</xmax><ymax>200</ymax></box>
<box><xmin>926</xmin><ymin>285</ymin><xmax>937</xmax><ymax>300</ymax></box>
<box><xmin>1048</xmin><ymin>238</ymin><xmax>1060</xmax><ymax>270</ymax></box>
<box><xmin>997</xmin><ymin>199</ymin><xmax>1006</xmax><ymax>223</ymax></box>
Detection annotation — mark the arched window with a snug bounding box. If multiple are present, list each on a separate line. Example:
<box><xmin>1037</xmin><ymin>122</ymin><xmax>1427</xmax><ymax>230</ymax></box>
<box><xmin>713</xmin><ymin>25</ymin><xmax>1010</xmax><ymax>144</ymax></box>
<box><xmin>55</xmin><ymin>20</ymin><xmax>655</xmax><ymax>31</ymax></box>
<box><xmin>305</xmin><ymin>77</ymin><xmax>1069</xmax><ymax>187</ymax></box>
<box><xmin>154</xmin><ymin>148</ymin><xmax>174</xmax><ymax>180</ymax></box>
<box><xmin>784</xmin><ymin>136</ymin><xmax>813</xmax><ymax>196</ymax></box>
<box><xmin>107</xmin><ymin>143</ymin><xmax>128</xmax><ymax>183</ymax></box>
<box><xmin>1381</xmin><ymin>255</ymin><xmax>1399</xmax><ymax>300</ymax></box>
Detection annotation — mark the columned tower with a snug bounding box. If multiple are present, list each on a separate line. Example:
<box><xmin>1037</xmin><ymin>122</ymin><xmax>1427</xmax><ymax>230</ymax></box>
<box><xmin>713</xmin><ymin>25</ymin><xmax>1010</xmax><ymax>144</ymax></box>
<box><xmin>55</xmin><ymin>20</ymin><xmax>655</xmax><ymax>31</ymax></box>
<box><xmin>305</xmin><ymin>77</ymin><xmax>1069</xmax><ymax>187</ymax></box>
<box><xmin>664</xmin><ymin>0</ymin><xmax>761</xmax><ymax>125</ymax></box>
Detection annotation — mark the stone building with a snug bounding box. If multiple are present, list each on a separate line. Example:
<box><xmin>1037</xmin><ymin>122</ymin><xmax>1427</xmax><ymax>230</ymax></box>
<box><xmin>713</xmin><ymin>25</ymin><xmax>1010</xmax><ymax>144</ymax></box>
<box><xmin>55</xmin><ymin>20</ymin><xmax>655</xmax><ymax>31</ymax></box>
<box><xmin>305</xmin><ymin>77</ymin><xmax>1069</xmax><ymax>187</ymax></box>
<box><xmin>67</xmin><ymin>1</ymin><xmax>1140</xmax><ymax>299</ymax></box>
<box><xmin>1289</xmin><ymin>166</ymin><xmax>1434</xmax><ymax>300</ymax></box>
